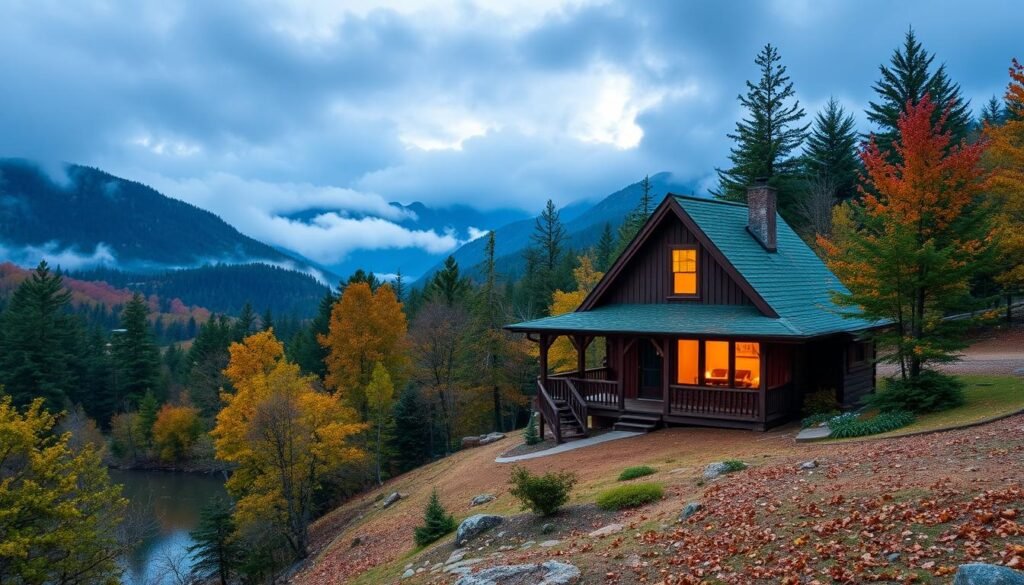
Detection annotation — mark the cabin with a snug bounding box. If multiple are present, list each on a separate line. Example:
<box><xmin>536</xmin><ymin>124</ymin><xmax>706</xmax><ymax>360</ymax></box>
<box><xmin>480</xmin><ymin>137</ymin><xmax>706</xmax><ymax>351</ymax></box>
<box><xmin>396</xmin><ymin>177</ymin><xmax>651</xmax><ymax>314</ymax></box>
<box><xmin>506</xmin><ymin>182</ymin><xmax>881</xmax><ymax>442</ymax></box>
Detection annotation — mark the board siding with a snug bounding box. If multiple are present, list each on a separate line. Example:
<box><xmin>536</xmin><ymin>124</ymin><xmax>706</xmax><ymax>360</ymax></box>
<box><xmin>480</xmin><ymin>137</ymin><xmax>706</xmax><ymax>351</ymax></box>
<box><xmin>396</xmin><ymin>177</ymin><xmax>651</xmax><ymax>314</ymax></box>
<box><xmin>597</xmin><ymin>214</ymin><xmax>754</xmax><ymax>306</ymax></box>
<box><xmin>841</xmin><ymin>341</ymin><xmax>875</xmax><ymax>408</ymax></box>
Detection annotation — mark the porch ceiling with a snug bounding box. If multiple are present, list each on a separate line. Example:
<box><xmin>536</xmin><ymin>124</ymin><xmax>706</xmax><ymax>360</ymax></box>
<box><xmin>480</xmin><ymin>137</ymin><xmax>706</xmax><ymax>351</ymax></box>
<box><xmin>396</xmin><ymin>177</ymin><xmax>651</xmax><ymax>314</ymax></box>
<box><xmin>505</xmin><ymin>303</ymin><xmax>804</xmax><ymax>337</ymax></box>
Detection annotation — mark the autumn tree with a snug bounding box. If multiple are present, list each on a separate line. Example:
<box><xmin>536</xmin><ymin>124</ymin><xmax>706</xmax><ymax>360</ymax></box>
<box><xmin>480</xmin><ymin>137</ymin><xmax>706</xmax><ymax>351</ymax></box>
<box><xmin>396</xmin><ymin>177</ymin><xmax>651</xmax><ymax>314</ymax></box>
<box><xmin>319</xmin><ymin>282</ymin><xmax>408</xmax><ymax>418</ymax></box>
<box><xmin>547</xmin><ymin>255</ymin><xmax>604</xmax><ymax>372</ymax></box>
<box><xmin>715</xmin><ymin>43</ymin><xmax>809</xmax><ymax>223</ymax></box>
<box><xmin>151</xmin><ymin>402</ymin><xmax>202</xmax><ymax>462</ymax></box>
<box><xmin>365</xmin><ymin>362</ymin><xmax>395</xmax><ymax>485</ymax></box>
<box><xmin>820</xmin><ymin>96</ymin><xmax>992</xmax><ymax>386</ymax></box>
<box><xmin>984</xmin><ymin>59</ymin><xmax>1024</xmax><ymax>319</ymax></box>
<box><xmin>213</xmin><ymin>330</ymin><xmax>366</xmax><ymax>559</ymax></box>
<box><xmin>0</xmin><ymin>396</ymin><xmax>128</xmax><ymax>584</ymax></box>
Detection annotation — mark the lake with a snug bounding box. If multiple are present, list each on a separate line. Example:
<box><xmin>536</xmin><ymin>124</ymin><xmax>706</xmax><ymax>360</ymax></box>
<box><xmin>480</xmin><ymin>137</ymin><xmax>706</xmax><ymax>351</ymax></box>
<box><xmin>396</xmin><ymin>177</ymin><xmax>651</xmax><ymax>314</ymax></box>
<box><xmin>110</xmin><ymin>469</ymin><xmax>228</xmax><ymax>585</ymax></box>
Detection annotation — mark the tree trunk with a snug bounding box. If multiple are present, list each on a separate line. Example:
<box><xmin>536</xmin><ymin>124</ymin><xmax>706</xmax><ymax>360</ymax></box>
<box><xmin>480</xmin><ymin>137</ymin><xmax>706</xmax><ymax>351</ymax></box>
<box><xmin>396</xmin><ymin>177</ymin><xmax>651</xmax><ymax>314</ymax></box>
<box><xmin>1008</xmin><ymin>293</ymin><xmax>1014</xmax><ymax>323</ymax></box>
<box><xmin>492</xmin><ymin>385</ymin><xmax>502</xmax><ymax>432</ymax></box>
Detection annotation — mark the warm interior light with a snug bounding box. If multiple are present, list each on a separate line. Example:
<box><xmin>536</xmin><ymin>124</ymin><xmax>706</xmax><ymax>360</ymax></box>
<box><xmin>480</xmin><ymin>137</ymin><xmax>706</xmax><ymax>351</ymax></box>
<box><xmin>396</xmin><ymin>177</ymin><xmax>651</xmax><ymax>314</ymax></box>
<box><xmin>672</xmin><ymin>248</ymin><xmax>697</xmax><ymax>295</ymax></box>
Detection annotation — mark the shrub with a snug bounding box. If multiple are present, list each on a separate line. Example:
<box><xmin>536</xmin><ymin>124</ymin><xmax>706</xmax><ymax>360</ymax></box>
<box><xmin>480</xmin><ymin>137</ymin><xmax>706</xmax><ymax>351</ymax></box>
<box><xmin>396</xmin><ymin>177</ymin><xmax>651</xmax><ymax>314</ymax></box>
<box><xmin>596</xmin><ymin>483</ymin><xmax>664</xmax><ymax>510</ymax></box>
<box><xmin>413</xmin><ymin>489</ymin><xmax>456</xmax><ymax>546</ymax></box>
<box><xmin>867</xmin><ymin>371</ymin><xmax>965</xmax><ymax>414</ymax></box>
<box><xmin>151</xmin><ymin>404</ymin><xmax>202</xmax><ymax>462</ymax></box>
<box><xmin>803</xmin><ymin>388</ymin><xmax>839</xmax><ymax>415</ymax></box>
<box><xmin>828</xmin><ymin>410</ymin><xmax>915</xmax><ymax>439</ymax></box>
<box><xmin>722</xmin><ymin>460</ymin><xmax>747</xmax><ymax>472</ymax></box>
<box><xmin>523</xmin><ymin>412</ymin><xmax>541</xmax><ymax>445</ymax></box>
<box><xmin>618</xmin><ymin>465</ymin><xmax>656</xmax><ymax>481</ymax></box>
<box><xmin>508</xmin><ymin>466</ymin><xmax>577</xmax><ymax>516</ymax></box>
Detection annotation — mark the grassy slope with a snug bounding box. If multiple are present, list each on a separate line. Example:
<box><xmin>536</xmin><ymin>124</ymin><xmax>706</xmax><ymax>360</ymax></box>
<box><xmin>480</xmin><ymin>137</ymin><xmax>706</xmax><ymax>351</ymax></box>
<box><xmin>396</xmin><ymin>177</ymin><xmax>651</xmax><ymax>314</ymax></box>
<box><xmin>296</xmin><ymin>379</ymin><xmax>1024</xmax><ymax>584</ymax></box>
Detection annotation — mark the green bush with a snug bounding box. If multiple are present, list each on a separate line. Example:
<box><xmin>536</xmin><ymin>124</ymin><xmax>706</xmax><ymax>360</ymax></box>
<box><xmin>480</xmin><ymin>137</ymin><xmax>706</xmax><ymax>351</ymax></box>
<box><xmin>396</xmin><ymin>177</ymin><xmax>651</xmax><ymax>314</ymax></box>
<box><xmin>802</xmin><ymin>388</ymin><xmax>839</xmax><ymax>415</ymax></box>
<box><xmin>596</xmin><ymin>483</ymin><xmax>664</xmax><ymax>510</ymax></box>
<box><xmin>523</xmin><ymin>412</ymin><xmax>541</xmax><ymax>445</ymax></box>
<box><xmin>828</xmin><ymin>410</ymin><xmax>915</xmax><ymax>439</ymax></box>
<box><xmin>508</xmin><ymin>466</ymin><xmax>577</xmax><ymax>516</ymax></box>
<box><xmin>413</xmin><ymin>489</ymin><xmax>457</xmax><ymax>546</ymax></box>
<box><xmin>618</xmin><ymin>465</ymin><xmax>656</xmax><ymax>481</ymax></box>
<box><xmin>722</xmin><ymin>460</ymin><xmax>747</xmax><ymax>472</ymax></box>
<box><xmin>867</xmin><ymin>371</ymin><xmax>965</xmax><ymax>414</ymax></box>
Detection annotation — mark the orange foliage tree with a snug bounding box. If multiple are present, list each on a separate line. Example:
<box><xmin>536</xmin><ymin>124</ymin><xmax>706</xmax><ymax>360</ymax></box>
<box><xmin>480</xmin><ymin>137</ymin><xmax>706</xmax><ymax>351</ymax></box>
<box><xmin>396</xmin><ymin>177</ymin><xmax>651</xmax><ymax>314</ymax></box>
<box><xmin>319</xmin><ymin>283</ymin><xmax>408</xmax><ymax>418</ymax></box>
<box><xmin>213</xmin><ymin>330</ymin><xmax>365</xmax><ymax>559</ymax></box>
<box><xmin>151</xmin><ymin>403</ymin><xmax>202</xmax><ymax>462</ymax></box>
<box><xmin>984</xmin><ymin>59</ymin><xmax>1024</xmax><ymax>313</ymax></box>
<box><xmin>546</xmin><ymin>255</ymin><xmax>604</xmax><ymax>372</ymax></box>
<box><xmin>819</xmin><ymin>95</ymin><xmax>993</xmax><ymax>381</ymax></box>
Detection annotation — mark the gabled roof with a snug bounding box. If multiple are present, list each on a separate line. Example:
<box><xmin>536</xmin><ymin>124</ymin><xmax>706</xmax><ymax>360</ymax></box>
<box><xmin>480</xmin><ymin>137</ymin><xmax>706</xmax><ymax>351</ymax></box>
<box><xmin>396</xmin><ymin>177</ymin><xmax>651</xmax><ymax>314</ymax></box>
<box><xmin>506</xmin><ymin>194</ymin><xmax>879</xmax><ymax>339</ymax></box>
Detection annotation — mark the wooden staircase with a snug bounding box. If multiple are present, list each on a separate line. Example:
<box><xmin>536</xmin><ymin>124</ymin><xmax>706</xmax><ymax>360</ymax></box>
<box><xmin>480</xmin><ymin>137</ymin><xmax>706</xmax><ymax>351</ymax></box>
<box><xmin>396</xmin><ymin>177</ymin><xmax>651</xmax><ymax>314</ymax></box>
<box><xmin>613</xmin><ymin>413</ymin><xmax>661</xmax><ymax>433</ymax></box>
<box><xmin>552</xmin><ymin>398</ymin><xmax>588</xmax><ymax>440</ymax></box>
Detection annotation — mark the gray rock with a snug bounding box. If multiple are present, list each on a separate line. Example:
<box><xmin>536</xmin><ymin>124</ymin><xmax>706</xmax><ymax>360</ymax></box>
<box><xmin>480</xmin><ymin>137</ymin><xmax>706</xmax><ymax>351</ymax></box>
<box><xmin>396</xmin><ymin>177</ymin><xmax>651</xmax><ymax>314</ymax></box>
<box><xmin>539</xmin><ymin>539</ymin><xmax>560</xmax><ymax>547</ymax></box>
<box><xmin>381</xmin><ymin>492</ymin><xmax>402</xmax><ymax>508</ymax></box>
<box><xmin>679</xmin><ymin>502</ymin><xmax>703</xmax><ymax>521</ymax></box>
<box><xmin>587</xmin><ymin>523</ymin><xmax>623</xmax><ymax>537</ymax></box>
<box><xmin>447</xmin><ymin>550</ymin><xmax>467</xmax><ymax>565</ymax></box>
<box><xmin>541</xmin><ymin>523</ymin><xmax>555</xmax><ymax>534</ymax></box>
<box><xmin>462</xmin><ymin>436</ymin><xmax>483</xmax><ymax>448</ymax></box>
<box><xmin>471</xmin><ymin>494</ymin><xmax>496</xmax><ymax>507</ymax></box>
<box><xmin>703</xmin><ymin>462</ymin><xmax>730</xmax><ymax>480</ymax></box>
<box><xmin>402</xmin><ymin>569</ymin><xmax>415</xmax><ymax>579</ymax></box>
<box><xmin>454</xmin><ymin>561</ymin><xmax>581</xmax><ymax>585</ymax></box>
<box><xmin>953</xmin><ymin>564</ymin><xmax>1024</xmax><ymax>585</ymax></box>
<box><xmin>480</xmin><ymin>432</ymin><xmax>507</xmax><ymax>445</ymax></box>
<box><xmin>456</xmin><ymin>514</ymin><xmax>504</xmax><ymax>547</ymax></box>
<box><xmin>886</xmin><ymin>552</ymin><xmax>900</xmax><ymax>562</ymax></box>
<box><xmin>799</xmin><ymin>460</ymin><xmax>818</xmax><ymax>470</ymax></box>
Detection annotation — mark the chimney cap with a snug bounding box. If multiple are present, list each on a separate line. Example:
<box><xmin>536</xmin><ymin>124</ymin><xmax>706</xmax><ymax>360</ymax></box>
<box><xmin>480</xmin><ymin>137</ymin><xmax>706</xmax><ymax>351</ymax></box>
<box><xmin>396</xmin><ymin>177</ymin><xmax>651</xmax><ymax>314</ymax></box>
<box><xmin>753</xmin><ymin>177</ymin><xmax>769</xmax><ymax>187</ymax></box>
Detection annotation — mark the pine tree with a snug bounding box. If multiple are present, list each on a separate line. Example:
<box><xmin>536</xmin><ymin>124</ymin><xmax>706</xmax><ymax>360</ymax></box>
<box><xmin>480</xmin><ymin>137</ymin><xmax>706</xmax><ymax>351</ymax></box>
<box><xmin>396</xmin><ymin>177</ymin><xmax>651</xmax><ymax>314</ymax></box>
<box><xmin>524</xmin><ymin>199</ymin><xmax>568</xmax><ymax>314</ymax></box>
<box><xmin>187</xmin><ymin>497</ymin><xmax>240</xmax><ymax>585</ymax></box>
<box><xmin>390</xmin><ymin>386</ymin><xmax>432</xmax><ymax>472</ymax></box>
<box><xmin>804</xmin><ymin>97</ymin><xmax>861</xmax><ymax>201</ymax></box>
<box><xmin>232</xmin><ymin>302</ymin><xmax>257</xmax><ymax>341</ymax></box>
<box><xmin>393</xmin><ymin>269</ymin><xmax>406</xmax><ymax>301</ymax></box>
<box><xmin>0</xmin><ymin>261</ymin><xmax>81</xmax><ymax>409</ymax></box>
<box><xmin>980</xmin><ymin>95</ymin><xmax>1006</xmax><ymax>127</ymax></box>
<box><xmin>136</xmin><ymin>389</ymin><xmax>159</xmax><ymax>445</ymax></box>
<box><xmin>715</xmin><ymin>43</ymin><xmax>809</xmax><ymax>222</ymax></box>
<box><xmin>867</xmin><ymin>28</ymin><xmax>972</xmax><ymax>156</ymax></box>
<box><xmin>288</xmin><ymin>291</ymin><xmax>336</xmax><ymax>378</ymax></box>
<box><xmin>595</xmin><ymin>223</ymin><xmax>616</xmax><ymax>272</ymax></box>
<box><xmin>428</xmin><ymin>256</ymin><xmax>469</xmax><ymax>307</ymax></box>
<box><xmin>413</xmin><ymin>489</ymin><xmax>457</xmax><ymax>546</ymax></box>
<box><xmin>112</xmin><ymin>293</ymin><xmax>161</xmax><ymax>406</ymax></box>
<box><xmin>615</xmin><ymin>175</ymin><xmax>658</xmax><ymax>257</ymax></box>
<box><xmin>532</xmin><ymin>200</ymin><xmax>566</xmax><ymax>273</ymax></box>
<box><xmin>260</xmin><ymin>308</ymin><xmax>274</xmax><ymax>332</ymax></box>
<box><xmin>523</xmin><ymin>411</ymin><xmax>540</xmax><ymax>445</ymax></box>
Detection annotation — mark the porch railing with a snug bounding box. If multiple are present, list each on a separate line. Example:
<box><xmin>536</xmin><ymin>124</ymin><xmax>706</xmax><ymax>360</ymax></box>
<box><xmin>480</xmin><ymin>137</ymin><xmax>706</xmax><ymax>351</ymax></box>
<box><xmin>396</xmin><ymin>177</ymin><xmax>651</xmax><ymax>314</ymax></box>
<box><xmin>765</xmin><ymin>383</ymin><xmax>794</xmax><ymax>419</ymax></box>
<box><xmin>544</xmin><ymin>377</ymin><xmax>589</xmax><ymax>434</ymax></box>
<box><xmin>535</xmin><ymin>379</ymin><xmax>562</xmax><ymax>444</ymax></box>
<box><xmin>668</xmin><ymin>385</ymin><xmax>760</xmax><ymax>421</ymax></box>
<box><xmin>550</xmin><ymin>367</ymin><xmax>622</xmax><ymax>410</ymax></box>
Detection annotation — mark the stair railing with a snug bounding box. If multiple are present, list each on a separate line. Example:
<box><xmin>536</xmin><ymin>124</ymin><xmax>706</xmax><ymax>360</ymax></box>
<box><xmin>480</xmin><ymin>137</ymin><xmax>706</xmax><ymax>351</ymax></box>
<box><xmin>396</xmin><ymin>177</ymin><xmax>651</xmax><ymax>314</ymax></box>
<box><xmin>535</xmin><ymin>379</ymin><xmax>562</xmax><ymax>444</ymax></box>
<box><xmin>562</xmin><ymin>378</ymin><xmax>590</xmax><ymax>438</ymax></box>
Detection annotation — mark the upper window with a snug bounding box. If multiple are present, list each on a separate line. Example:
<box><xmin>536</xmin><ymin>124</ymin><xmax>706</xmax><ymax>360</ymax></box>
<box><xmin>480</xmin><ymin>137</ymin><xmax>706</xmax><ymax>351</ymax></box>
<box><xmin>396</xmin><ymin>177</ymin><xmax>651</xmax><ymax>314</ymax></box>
<box><xmin>672</xmin><ymin>248</ymin><xmax>697</xmax><ymax>295</ymax></box>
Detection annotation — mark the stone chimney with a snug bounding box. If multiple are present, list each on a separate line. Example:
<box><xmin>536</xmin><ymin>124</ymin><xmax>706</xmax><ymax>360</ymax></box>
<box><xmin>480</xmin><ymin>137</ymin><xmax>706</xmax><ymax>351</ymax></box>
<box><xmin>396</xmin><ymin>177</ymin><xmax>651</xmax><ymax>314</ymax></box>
<box><xmin>746</xmin><ymin>178</ymin><xmax>777</xmax><ymax>252</ymax></box>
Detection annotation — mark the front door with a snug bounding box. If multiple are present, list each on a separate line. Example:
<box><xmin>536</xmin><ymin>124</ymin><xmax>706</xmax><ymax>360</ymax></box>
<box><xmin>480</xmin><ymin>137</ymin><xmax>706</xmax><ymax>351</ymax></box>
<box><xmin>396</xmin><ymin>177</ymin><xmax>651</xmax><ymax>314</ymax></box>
<box><xmin>637</xmin><ymin>340</ymin><xmax>663</xmax><ymax>400</ymax></box>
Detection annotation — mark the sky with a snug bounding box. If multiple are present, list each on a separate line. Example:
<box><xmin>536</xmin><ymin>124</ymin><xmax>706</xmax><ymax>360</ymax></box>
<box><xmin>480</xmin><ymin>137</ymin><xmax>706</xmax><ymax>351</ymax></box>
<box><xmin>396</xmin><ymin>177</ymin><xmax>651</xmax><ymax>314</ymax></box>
<box><xmin>0</xmin><ymin>0</ymin><xmax>1020</xmax><ymax>268</ymax></box>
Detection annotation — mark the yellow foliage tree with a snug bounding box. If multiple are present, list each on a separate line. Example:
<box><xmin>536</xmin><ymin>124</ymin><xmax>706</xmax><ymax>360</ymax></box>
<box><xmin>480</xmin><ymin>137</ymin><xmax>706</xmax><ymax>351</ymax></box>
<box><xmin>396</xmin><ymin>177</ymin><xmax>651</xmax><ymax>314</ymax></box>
<box><xmin>213</xmin><ymin>331</ymin><xmax>366</xmax><ymax>559</ymax></box>
<box><xmin>151</xmin><ymin>403</ymin><xmax>202</xmax><ymax>462</ymax></box>
<box><xmin>546</xmin><ymin>255</ymin><xmax>604</xmax><ymax>372</ymax></box>
<box><xmin>0</xmin><ymin>396</ymin><xmax>127</xmax><ymax>584</ymax></box>
<box><xmin>365</xmin><ymin>362</ymin><xmax>394</xmax><ymax>485</ymax></box>
<box><xmin>985</xmin><ymin>59</ymin><xmax>1024</xmax><ymax>310</ymax></box>
<box><xmin>319</xmin><ymin>283</ymin><xmax>408</xmax><ymax>417</ymax></box>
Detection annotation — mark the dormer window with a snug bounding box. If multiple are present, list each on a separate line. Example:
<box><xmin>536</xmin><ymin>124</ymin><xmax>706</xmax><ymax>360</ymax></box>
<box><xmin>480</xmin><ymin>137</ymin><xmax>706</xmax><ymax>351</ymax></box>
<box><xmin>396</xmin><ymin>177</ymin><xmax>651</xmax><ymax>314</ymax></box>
<box><xmin>671</xmin><ymin>247</ymin><xmax>697</xmax><ymax>296</ymax></box>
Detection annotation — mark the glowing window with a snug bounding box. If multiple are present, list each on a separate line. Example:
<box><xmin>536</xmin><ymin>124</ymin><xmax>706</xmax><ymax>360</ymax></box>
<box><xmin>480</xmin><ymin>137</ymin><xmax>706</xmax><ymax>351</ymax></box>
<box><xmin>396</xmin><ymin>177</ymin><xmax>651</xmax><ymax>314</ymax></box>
<box><xmin>734</xmin><ymin>342</ymin><xmax>761</xmax><ymax>389</ymax></box>
<box><xmin>676</xmin><ymin>339</ymin><xmax>699</xmax><ymax>385</ymax></box>
<box><xmin>704</xmin><ymin>341</ymin><xmax>730</xmax><ymax>386</ymax></box>
<box><xmin>672</xmin><ymin>248</ymin><xmax>697</xmax><ymax>295</ymax></box>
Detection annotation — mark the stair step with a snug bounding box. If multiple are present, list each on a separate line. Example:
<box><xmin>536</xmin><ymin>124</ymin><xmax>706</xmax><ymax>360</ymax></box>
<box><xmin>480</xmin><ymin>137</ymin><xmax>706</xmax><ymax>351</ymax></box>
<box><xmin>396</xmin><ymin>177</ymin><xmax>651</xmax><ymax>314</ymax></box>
<box><xmin>617</xmin><ymin>414</ymin><xmax>661</xmax><ymax>424</ymax></box>
<box><xmin>613</xmin><ymin>422</ymin><xmax>657</xmax><ymax>433</ymax></box>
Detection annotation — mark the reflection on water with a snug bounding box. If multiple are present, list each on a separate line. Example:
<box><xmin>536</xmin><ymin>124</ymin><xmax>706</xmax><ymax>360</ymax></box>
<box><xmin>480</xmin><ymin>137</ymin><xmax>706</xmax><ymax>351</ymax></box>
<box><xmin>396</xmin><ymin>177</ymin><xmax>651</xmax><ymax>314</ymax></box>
<box><xmin>109</xmin><ymin>469</ymin><xmax>228</xmax><ymax>585</ymax></box>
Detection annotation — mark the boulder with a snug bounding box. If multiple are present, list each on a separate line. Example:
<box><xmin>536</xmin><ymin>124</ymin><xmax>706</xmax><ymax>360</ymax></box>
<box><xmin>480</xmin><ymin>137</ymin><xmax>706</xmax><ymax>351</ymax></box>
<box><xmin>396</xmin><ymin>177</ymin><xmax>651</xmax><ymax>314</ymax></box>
<box><xmin>480</xmin><ymin>432</ymin><xmax>507</xmax><ymax>445</ymax></box>
<box><xmin>953</xmin><ymin>564</ymin><xmax>1024</xmax><ymax>585</ymax></box>
<box><xmin>454</xmin><ymin>561</ymin><xmax>581</xmax><ymax>585</ymax></box>
<box><xmin>470</xmin><ymin>494</ymin><xmax>496</xmax><ymax>507</ymax></box>
<box><xmin>799</xmin><ymin>460</ymin><xmax>818</xmax><ymax>470</ymax></box>
<box><xmin>679</xmin><ymin>502</ymin><xmax>702</xmax><ymax>521</ymax></box>
<box><xmin>703</xmin><ymin>462</ymin><xmax>730</xmax><ymax>480</ymax></box>
<box><xmin>541</xmin><ymin>522</ymin><xmax>555</xmax><ymax>534</ymax></box>
<box><xmin>401</xmin><ymin>569</ymin><xmax>415</xmax><ymax>579</ymax></box>
<box><xmin>381</xmin><ymin>492</ymin><xmax>402</xmax><ymax>508</ymax></box>
<box><xmin>539</xmin><ymin>539</ymin><xmax>561</xmax><ymax>547</ymax></box>
<box><xmin>588</xmin><ymin>523</ymin><xmax>623</xmax><ymax>538</ymax></box>
<box><xmin>456</xmin><ymin>514</ymin><xmax>504</xmax><ymax>547</ymax></box>
<box><xmin>462</xmin><ymin>436</ymin><xmax>483</xmax><ymax>448</ymax></box>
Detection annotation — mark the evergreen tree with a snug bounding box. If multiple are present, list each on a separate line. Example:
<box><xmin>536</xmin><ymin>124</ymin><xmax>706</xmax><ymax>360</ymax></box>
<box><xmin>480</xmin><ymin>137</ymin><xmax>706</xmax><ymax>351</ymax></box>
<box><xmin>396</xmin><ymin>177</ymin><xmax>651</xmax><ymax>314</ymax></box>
<box><xmin>532</xmin><ymin>199</ymin><xmax>566</xmax><ymax>273</ymax></box>
<box><xmin>615</xmin><ymin>175</ymin><xmax>657</xmax><ymax>258</ymax></box>
<box><xmin>232</xmin><ymin>302</ymin><xmax>257</xmax><ymax>341</ymax></box>
<box><xmin>288</xmin><ymin>291</ymin><xmax>336</xmax><ymax>378</ymax></box>
<box><xmin>188</xmin><ymin>497</ymin><xmax>240</xmax><ymax>585</ymax></box>
<box><xmin>0</xmin><ymin>261</ymin><xmax>80</xmax><ymax>409</ymax></box>
<box><xmin>428</xmin><ymin>256</ymin><xmax>470</xmax><ymax>307</ymax></box>
<box><xmin>804</xmin><ymin>97</ymin><xmax>861</xmax><ymax>201</ymax></box>
<box><xmin>595</xmin><ymin>222</ymin><xmax>616</xmax><ymax>272</ymax></box>
<box><xmin>393</xmin><ymin>269</ymin><xmax>406</xmax><ymax>301</ymax></box>
<box><xmin>867</xmin><ymin>28</ymin><xmax>972</xmax><ymax>156</ymax></box>
<box><xmin>413</xmin><ymin>489</ymin><xmax>457</xmax><ymax>546</ymax></box>
<box><xmin>260</xmin><ymin>308</ymin><xmax>274</xmax><ymax>332</ymax></box>
<box><xmin>390</xmin><ymin>386</ymin><xmax>432</xmax><ymax>472</ymax></box>
<box><xmin>136</xmin><ymin>389</ymin><xmax>159</xmax><ymax>445</ymax></box>
<box><xmin>523</xmin><ymin>200</ymin><xmax>568</xmax><ymax>315</ymax></box>
<box><xmin>79</xmin><ymin>327</ymin><xmax>116</xmax><ymax>426</ymax></box>
<box><xmin>523</xmin><ymin>411</ymin><xmax>540</xmax><ymax>445</ymax></box>
<box><xmin>188</xmin><ymin>316</ymin><xmax>233</xmax><ymax>417</ymax></box>
<box><xmin>111</xmin><ymin>293</ymin><xmax>161</xmax><ymax>406</ymax></box>
<box><xmin>340</xmin><ymin>269</ymin><xmax>381</xmax><ymax>293</ymax></box>
<box><xmin>980</xmin><ymin>95</ymin><xmax>1006</xmax><ymax>127</ymax></box>
<box><xmin>715</xmin><ymin>43</ymin><xmax>809</xmax><ymax>222</ymax></box>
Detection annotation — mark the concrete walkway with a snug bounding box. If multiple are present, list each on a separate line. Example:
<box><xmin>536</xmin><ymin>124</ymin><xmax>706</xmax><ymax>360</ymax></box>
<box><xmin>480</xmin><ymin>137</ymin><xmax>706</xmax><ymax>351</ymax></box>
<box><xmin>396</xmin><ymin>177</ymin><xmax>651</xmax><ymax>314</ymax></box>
<box><xmin>494</xmin><ymin>430</ymin><xmax>642</xmax><ymax>463</ymax></box>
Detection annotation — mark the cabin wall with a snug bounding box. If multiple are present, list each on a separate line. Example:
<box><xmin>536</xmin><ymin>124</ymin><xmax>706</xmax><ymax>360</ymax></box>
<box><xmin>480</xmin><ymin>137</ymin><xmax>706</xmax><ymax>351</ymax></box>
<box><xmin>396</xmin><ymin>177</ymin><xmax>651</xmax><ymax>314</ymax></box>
<box><xmin>840</xmin><ymin>341</ymin><xmax>875</xmax><ymax>408</ymax></box>
<box><xmin>598</xmin><ymin>214</ymin><xmax>754</xmax><ymax>306</ymax></box>
<box><xmin>793</xmin><ymin>338</ymin><xmax>876</xmax><ymax>410</ymax></box>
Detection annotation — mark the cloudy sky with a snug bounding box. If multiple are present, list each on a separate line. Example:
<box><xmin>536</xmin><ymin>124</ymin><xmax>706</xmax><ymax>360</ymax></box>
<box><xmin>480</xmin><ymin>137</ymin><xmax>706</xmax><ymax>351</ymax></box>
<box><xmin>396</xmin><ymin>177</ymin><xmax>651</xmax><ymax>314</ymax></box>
<box><xmin>0</xmin><ymin>0</ymin><xmax>1019</xmax><ymax>267</ymax></box>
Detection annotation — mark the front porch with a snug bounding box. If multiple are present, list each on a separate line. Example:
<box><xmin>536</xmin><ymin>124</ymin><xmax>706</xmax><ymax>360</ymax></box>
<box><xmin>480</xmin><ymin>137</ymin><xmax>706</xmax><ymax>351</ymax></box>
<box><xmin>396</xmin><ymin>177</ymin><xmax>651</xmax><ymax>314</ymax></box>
<box><xmin>532</xmin><ymin>333</ymin><xmax>801</xmax><ymax>443</ymax></box>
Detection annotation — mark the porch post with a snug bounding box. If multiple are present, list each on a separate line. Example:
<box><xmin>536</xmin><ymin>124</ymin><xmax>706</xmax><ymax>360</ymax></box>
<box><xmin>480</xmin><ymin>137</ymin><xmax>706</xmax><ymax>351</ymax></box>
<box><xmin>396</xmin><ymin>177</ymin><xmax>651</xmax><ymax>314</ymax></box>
<box><xmin>661</xmin><ymin>337</ymin><xmax>671</xmax><ymax>416</ymax></box>
<box><xmin>575</xmin><ymin>335</ymin><xmax>586</xmax><ymax>378</ymax></box>
<box><xmin>758</xmin><ymin>341</ymin><xmax>767</xmax><ymax>424</ymax></box>
<box><xmin>538</xmin><ymin>334</ymin><xmax>549</xmax><ymax>440</ymax></box>
<box><xmin>615</xmin><ymin>337</ymin><xmax>626</xmax><ymax>412</ymax></box>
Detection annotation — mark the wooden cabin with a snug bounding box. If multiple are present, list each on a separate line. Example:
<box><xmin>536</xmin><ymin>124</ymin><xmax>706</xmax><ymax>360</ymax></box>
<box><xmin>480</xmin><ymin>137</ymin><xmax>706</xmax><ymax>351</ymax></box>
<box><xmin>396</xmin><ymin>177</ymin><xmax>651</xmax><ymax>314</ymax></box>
<box><xmin>506</xmin><ymin>182</ymin><xmax>881</xmax><ymax>442</ymax></box>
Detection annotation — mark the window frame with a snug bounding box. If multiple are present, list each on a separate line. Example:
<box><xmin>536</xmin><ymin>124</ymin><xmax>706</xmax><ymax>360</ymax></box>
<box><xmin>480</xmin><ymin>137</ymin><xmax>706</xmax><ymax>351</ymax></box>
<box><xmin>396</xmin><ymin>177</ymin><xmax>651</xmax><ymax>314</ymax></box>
<box><xmin>668</xmin><ymin>244</ymin><xmax>700</xmax><ymax>300</ymax></box>
<box><xmin>847</xmin><ymin>340</ymin><xmax>871</xmax><ymax>371</ymax></box>
<box><xmin>672</xmin><ymin>338</ymin><xmax>763</xmax><ymax>390</ymax></box>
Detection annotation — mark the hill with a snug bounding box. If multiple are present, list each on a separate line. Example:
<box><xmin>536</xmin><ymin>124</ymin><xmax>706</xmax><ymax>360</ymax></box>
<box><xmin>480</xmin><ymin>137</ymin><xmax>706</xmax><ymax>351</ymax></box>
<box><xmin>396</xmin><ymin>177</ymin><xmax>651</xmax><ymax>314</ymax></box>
<box><xmin>70</xmin><ymin>263</ymin><xmax>330</xmax><ymax>318</ymax></box>
<box><xmin>418</xmin><ymin>173</ymin><xmax>699</xmax><ymax>282</ymax></box>
<box><xmin>291</xmin><ymin>407</ymin><xmax>1024</xmax><ymax>584</ymax></box>
<box><xmin>0</xmin><ymin>158</ymin><xmax>329</xmax><ymax>278</ymax></box>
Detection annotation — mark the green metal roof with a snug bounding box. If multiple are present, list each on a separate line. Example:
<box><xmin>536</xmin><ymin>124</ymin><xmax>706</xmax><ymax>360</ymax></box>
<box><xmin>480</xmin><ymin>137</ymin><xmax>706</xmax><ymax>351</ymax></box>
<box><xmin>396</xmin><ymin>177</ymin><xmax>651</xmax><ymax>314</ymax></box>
<box><xmin>506</xmin><ymin>195</ymin><xmax>879</xmax><ymax>339</ymax></box>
